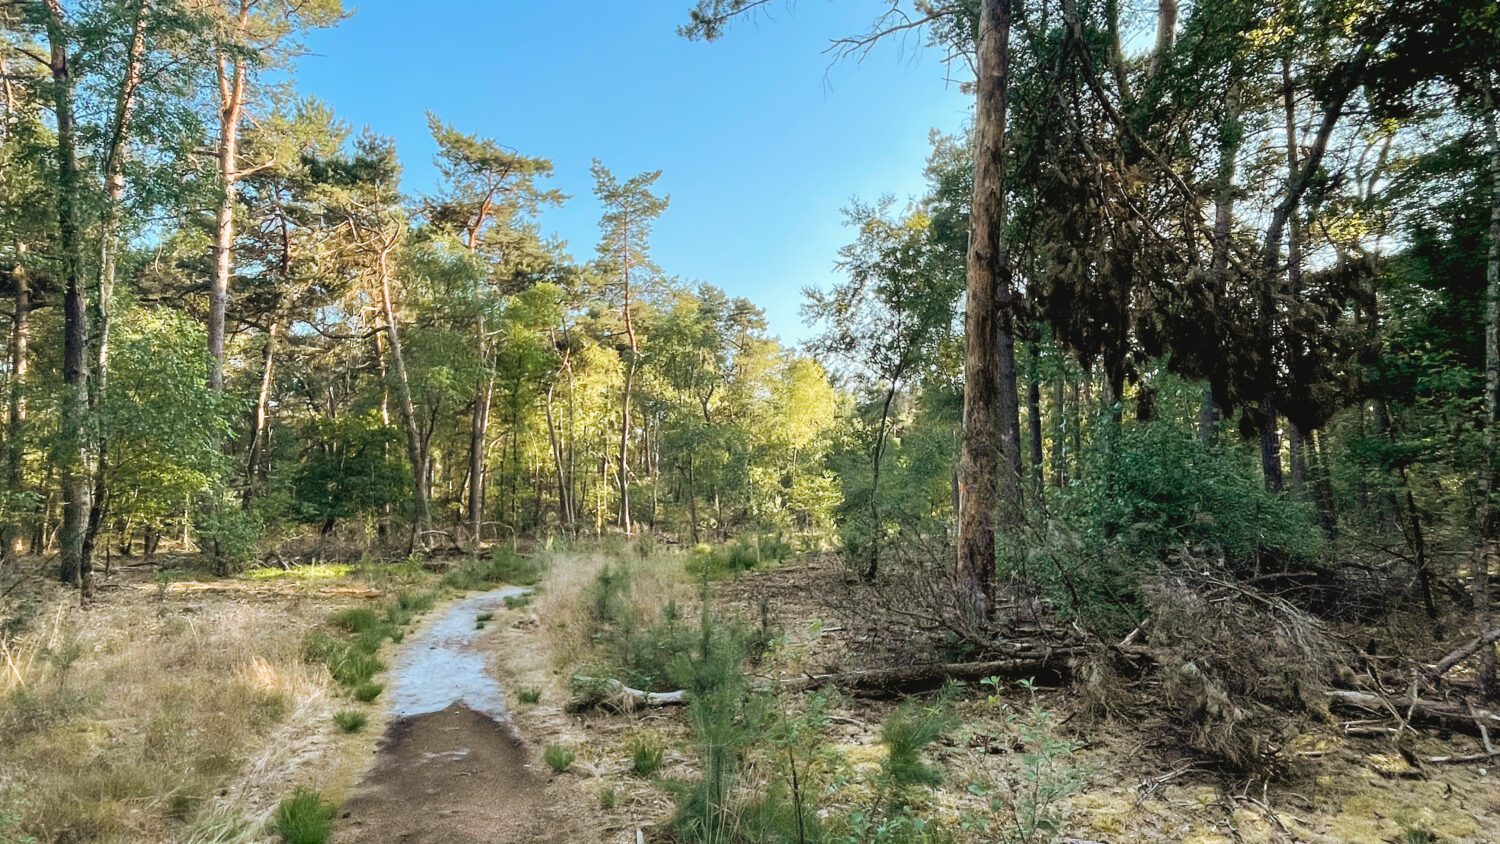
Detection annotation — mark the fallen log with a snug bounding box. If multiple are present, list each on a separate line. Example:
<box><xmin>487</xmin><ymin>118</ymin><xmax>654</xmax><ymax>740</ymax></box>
<box><xmin>568</xmin><ymin>657</ymin><xmax>1070</xmax><ymax>711</ymax></box>
<box><xmin>566</xmin><ymin>677</ymin><xmax>688</xmax><ymax>713</ymax></box>
<box><xmin>1326</xmin><ymin>689</ymin><xmax>1500</xmax><ymax>737</ymax></box>
<box><xmin>774</xmin><ymin>656</ymin><xmax>1070</xmax><ymax>696</ymax></box>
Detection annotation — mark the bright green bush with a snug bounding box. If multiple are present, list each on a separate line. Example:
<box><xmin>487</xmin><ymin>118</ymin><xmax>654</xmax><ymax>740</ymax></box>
<box><xmin>1028</xmin><ymin>421</ymin><xmax>1328</xmax><ymax>631</ymax></box>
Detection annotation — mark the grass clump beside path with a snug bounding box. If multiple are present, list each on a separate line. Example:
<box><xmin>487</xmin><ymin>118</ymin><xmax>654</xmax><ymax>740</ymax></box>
<box><xmin>274</xmin><ymin>787</ymin><xmax>335</xmax><ymax>844</ymax></box>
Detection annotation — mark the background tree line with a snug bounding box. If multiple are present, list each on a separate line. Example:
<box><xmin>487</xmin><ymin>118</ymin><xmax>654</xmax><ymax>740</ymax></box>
<box><xmin>0</xmin><ymin>0</ymin><xmax>843</xmax><ymax>596</ymax></box>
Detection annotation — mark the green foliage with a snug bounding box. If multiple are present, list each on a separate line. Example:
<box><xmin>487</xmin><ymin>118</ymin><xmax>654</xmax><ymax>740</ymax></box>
<box><xmin>543</xmin><ymin>743</ymin><xmax>575</xmax><ymax>774</ymax></box>
<box><xmin>352</xmin><ymin>682</ymin><xmax>383</xmax><ymax>703</ymax></box>
<box><xmin>879</xmin><ymin>690</ymin><xmax>960</xmax><ymax>794</ymax></box>
<box><xmin>102</xmin><ymin>309</ymin><xmax>235</xmax><ymax>531</ymax></box>
<box><xmin>1033</xmin><ymin>422</ymin><xmax>1327</xmax><ymax>631</ymax></box>
<box><xmin>685</xmin><ymin>533</ymin><xmax>793</xmax><ymax>579</ymax></box>
<box><xmin>332</xmin><ymin>709</ymin><xmax>367</xmax><ymax>733</ymax></box>
<box><xmin>273</xmin><ymin>788</ymin><xmax>334</xmax><ymax>844</ymax></box>
<box><xmin>627</xmin><ymin>733</ymin><xmax>665</xmax><ymax>777</ymax></box>
<box><xmin>442</xmin><ymin>548</ymin><xmax>546</xmax><ymax>590</ymax></box>
<box><xmin>516</xmin><ymin>686</ymin><xmax>541</xmax><ymax>705</ymax></box>
<box><xmin>290</xmin><ymin>411</ymin><xmax>409</xmax><ymax>531</ymax></box>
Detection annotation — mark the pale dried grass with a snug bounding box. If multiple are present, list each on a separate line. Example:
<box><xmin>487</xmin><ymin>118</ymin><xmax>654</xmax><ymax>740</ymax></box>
<box><xmin>0</xmin><ymin>588</ymin><xmax>344</xmax><ymax>843</ymax></box>
<box><xmin>533</xmin><ymin>545</ymin><xmax>699</xmax><ymax>675</ymax></box>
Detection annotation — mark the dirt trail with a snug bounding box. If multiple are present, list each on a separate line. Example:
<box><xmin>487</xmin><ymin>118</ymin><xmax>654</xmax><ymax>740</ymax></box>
<box><xmin>333</xmin><ymin>587</ymin><xmax>563</xmax><ymax>843</ymax></box>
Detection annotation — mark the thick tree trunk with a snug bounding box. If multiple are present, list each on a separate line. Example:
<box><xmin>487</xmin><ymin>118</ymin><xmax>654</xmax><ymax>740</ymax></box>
<box><xmin>957</xmin><ymin>0</ymin><xmax>1012</xmax><ymax>619</ymax></box>
<box><xmin>45</xmin><ymin>0</ymin><xmax>92</xmax><ymax>598</ymax></box>
<box><xmin>1477</xmin><ymin>80</ymin><xmax>1500</xmax><ymax>699</ymax></box>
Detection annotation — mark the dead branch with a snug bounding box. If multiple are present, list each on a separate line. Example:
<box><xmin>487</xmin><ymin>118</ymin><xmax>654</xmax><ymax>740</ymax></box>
<box><xmin>1429</xmin><ymin>627</ymin><xmax>1500</xmax><ymax>679</ymax></box>
<box><xmin>1326</xmin><ymin>689</ymin><xmax>1500</xmax><ymax>737</ymax></box>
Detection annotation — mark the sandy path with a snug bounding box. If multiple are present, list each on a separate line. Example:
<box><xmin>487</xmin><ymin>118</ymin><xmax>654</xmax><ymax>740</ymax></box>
<box><xmin>332</xmin><ymin>587</ymin><xmax>562</xmax><ymax>843</ymax></box>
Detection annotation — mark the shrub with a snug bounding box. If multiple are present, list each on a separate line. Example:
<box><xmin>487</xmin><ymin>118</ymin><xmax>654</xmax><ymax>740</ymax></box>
<box><xmin>329</xmin><ymin>607</ymin><xmax>382</xmax><ymax>635</ymax></box>
<box><xmin>879</xmin><ymin>689</ymin><xmax>959</xmax><ymax>794</ymax></box>
<box><xmin>543</xmin><ymin>744</ymin><xmax>575</xmax><ymax>774</ymax></box>
<box><xmin>443</xmin><ymin>547</ymin><xmax>546</xmax><ymax>590</ymax></box>
<box><xmin>628</xmin><ymin>734</ymin><xmax>664</xmax><ymax>777</ymax></box>
<box><xmin>516</xmin><ymin>687</ymin><xmax>541</xmax><ymax>705</ymax></box>
<box><xmin>353</xmin><ymin>682</ymin><xmax>383</xmax><ymax>703</ymax></box>
<box><xmin>333</xmin><ymin>710</ymin><xmax>367</xmax><ymax>733</ymax></box>
<box><xmin>199</xmin><ymin>503</ymin><xmax>262</xmax><ymax>577</ymax></box>
<box><xmin>273</xmin><ymin>788</ymin><xmax>333</xmax><ymax>844</ymax></box>
<box><xmin>1030</xmin><ymin>421</ymin><xmax>1327</xmax><ymax>632</ymax></box>
<box><xmin>599</xmin><ymin>786</ymin><xmax>618</xmax><ymax>809</ymax></box>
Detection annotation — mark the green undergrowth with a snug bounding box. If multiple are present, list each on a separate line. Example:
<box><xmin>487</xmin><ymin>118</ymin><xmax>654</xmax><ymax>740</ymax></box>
<box><xmin>443</xmin><ymin>546</ymin><xmax>548</xmax><ymax>590</ymax></box>
<box><xmin>578</xmin><ymin>565</ymin><xmax>768</xmax><ymax>695</ymax></box>
<box><xmin>303</xmin><ymin>588</ymin><xmax>438</xmax><ymax>693</ymax></box>
<box><xmin>685</xmin><ymin>532</ymin><xmax>794</xmax><ymax>579</ymax></box>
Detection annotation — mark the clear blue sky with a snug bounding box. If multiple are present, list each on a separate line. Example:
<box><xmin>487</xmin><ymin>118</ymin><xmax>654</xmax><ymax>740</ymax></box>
<box><xmin>295</xmin><ymin>1</ymin><xmax>973</xmax><ymax>344</ymax></box>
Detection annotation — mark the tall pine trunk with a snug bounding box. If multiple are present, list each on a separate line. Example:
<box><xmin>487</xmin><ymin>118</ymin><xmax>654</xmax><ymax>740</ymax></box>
<box><xmin>957</xmin><ymin>0</ymin><xmax>1013</xmax><ymax>619</ymax></box>
<box><xmin>45</xmin><ymin>0</ymin><xmax>91</xmax><ymax>597</ymax></box>
<box><xmin>1476</xmin><ymin>79</ymin><xmax>1500</xmax><ymax>699</ymax></box>
<box><xmin>208</xmin><ymin>3</ymin><xmax>250</xmax><ymax>392</ymax></box>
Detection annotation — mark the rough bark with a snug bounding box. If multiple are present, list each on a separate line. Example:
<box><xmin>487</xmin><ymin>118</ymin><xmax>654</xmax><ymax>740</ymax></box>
<box><xmin>1478</xmin><ymin>79</ymin><xmax>1500</xmax><ymax>699</ymax></box>
<box><xmin>957</xmin><ymin>0</ymin><xmax>1012</xmax><ymax>619</ymax></box>
<box><xmin>44</xmin><ymin>0</ymin><xmax>92</xmax><ymax>597</ymax></box>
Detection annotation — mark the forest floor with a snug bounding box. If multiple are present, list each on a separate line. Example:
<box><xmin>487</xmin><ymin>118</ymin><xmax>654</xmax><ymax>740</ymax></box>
<box><xmin>494</xmin><ymin>552</ymin><xmax>1500</xmax><ymax>844</ymax></box>
<box><xmin>2</xmin><ymin>548</ymin><xmax>1498</xmax><ymax>843</ymax></box>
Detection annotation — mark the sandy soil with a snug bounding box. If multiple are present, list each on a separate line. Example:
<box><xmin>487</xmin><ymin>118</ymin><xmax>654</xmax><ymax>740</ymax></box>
<box><xmin>332</xmin><ymin>704</ymin><xmax>560</xmax><ymax>844</ymax></box>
